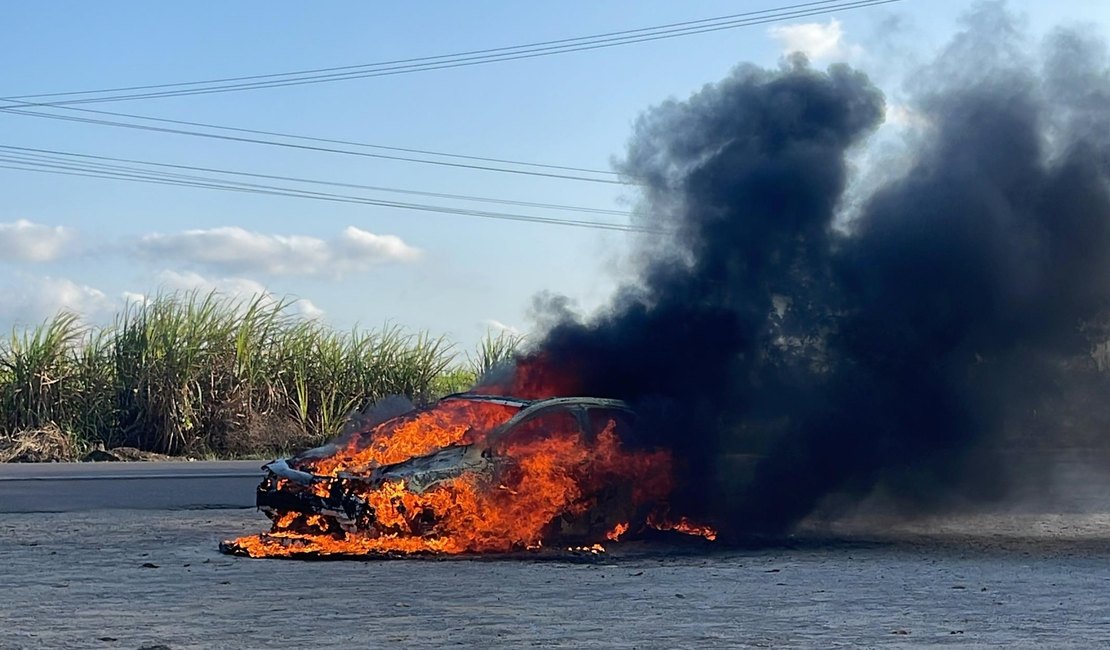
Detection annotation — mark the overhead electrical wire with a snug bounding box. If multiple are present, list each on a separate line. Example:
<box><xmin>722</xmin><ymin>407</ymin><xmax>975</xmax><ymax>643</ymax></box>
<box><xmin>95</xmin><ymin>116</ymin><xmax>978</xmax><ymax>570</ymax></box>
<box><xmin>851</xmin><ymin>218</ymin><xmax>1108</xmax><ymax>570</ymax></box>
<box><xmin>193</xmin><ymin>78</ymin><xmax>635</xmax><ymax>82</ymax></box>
<box><xmin>0</xmin><ymin>102</ymin><xmax>626</xmax><ymax>184</ymax></box>
<box><xmin>4</xmin><ymin>0</ymin><xmax>876</xmax><ymax>101</ymax></box>
<box><xmin>0</xmin><ymin>144</ymin><xmax>631</xmax><ymax>216</ymax></box>
<box><xmin>0</xmin><ymin>1</ymin><xmax>900</xmax><ymax>186</ymax></box>
<box><xmin>0</xmin><ymin>149</ymin><xmax>653</xmax><ymax>233</ymax></box>
<box><xmin>0</xmin><ymin>1</ymin><xmax>901</xmax><ymax>231</ymax></box>
<box><xmin>0</xmin><ymin>102</ymin><xmax>621</xmax><ymax>178</ymax></box>
<box><xmin>5</xmin><ymin>0</ymin><xmax>902</xmax><ymax>105</ymax></box>
<box><xmin>0</xmin><ymin>157</ymin><xmax>644</xmax><ymax>232</ymax></box>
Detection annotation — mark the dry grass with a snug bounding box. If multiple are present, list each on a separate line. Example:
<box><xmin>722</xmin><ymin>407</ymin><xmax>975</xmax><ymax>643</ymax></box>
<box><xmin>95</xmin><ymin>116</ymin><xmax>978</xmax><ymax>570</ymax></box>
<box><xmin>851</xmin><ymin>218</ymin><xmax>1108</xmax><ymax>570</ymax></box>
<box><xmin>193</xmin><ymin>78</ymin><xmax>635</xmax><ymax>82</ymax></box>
<box><xmin>0</xmin><ymin>424</ymin><xmax>78</xmax><ymax>463</ymax></box>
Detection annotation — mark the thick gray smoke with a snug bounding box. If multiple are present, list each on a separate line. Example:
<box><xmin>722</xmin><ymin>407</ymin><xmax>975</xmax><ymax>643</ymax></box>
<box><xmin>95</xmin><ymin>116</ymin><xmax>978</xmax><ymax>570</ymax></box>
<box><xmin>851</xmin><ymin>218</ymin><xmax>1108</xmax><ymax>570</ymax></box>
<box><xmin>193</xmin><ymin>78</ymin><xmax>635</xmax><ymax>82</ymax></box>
<box><xmin>517</xmin><ymin>6</ymin><xmax>1110</xmax><ymax>537</ymax></box>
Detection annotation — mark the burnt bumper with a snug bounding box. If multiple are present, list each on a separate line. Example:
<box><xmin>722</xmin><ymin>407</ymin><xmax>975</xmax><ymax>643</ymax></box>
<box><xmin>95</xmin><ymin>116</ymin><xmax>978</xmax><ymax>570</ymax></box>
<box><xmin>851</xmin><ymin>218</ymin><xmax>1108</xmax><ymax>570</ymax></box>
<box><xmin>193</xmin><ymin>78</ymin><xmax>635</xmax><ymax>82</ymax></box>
<box><xmin>255</xmin><ymin>468</ymin><xmax>371</xmax><ymax>528</ymax></box>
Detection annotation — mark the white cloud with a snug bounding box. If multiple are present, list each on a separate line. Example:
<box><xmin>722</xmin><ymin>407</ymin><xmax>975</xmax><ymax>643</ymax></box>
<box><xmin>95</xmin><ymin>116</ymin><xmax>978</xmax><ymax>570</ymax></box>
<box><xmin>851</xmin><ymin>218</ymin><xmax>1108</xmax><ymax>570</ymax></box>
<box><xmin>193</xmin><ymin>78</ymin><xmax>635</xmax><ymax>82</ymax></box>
<box><xmin>481</xmin><ymin>319</ymin><xmax>522</xmax><ymax>336</ymax></box>
<box><xmin>136</xmin><ymin>225</ymin><xmax>421</xmax><ymax>277</ymax></box>
<box><xmin>121</xmin><ymin>291</ymin><xmax>149</xmax><ymax>307</ymax></box>
<box><xmin>149</xmin><ymin>270</ymin><xmax>324</xmax><ymax>319</ymax></box>
<box><xmin>883</xmin><ymin>102</ymin><xmax>930</xmax><ymax>130</ymax></box>
<box><xmin>0</xmin><ymin>274</ymin><xmax>113</xmax><ymax>327</ymax></box>
<box><xmin>0</xmin><ymin>219</ymin><xmax>75</xmax><ymax>262</ymax></box>
<box><xmin>768</xmin><ymin>19</ymin><xmax>861</xmax><ymax>61</ymax></box>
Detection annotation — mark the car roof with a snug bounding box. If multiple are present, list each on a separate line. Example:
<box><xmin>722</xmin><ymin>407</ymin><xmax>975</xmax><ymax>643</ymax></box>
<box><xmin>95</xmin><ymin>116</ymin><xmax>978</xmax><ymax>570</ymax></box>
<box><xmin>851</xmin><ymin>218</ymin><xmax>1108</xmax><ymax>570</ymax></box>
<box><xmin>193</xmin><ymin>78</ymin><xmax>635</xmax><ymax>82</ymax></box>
<box><xmin>441</xmin><ymin>393</ymin><xmax>632</xmax><ymax>412</ymax></box>
<box><xmin>440</xmin><ymin>393</ymin><xmax>533</xmax><ymax>408</ymax></box>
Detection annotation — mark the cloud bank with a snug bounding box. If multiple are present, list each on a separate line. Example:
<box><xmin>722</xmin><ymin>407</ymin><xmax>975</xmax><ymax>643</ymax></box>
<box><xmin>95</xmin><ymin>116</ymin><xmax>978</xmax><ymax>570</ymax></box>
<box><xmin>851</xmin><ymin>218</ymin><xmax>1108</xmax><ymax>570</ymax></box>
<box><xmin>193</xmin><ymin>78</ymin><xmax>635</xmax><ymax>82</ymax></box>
<box><xmin>0</xmin><ymin>220</ymin><xmax>75</xmax><ymax>262</ymax></box>
<box><xmin>0</xmin><ymin>274</ymin><xmax>113</xmax><ymax>326</ymax></box>
<box><xmin>137</xmin><ymin>226</ymin><xmax>421</xmax><ymax>277</ymax></box>
<box><xmin>149</xmin><ymin>270</ymin><xmax>324</xmax><ymax>318</ymax></box>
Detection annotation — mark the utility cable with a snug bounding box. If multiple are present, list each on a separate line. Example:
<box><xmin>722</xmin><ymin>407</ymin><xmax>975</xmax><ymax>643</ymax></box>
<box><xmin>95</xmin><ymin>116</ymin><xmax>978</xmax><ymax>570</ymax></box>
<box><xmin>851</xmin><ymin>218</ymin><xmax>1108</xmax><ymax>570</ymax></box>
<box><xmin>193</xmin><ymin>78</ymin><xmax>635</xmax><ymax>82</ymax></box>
<box><xmin>0</xmin><ymin>103</ymin><xmax>626</xmax><ymax>184</ymax></box>
<box><xmin>5</xmin><ymin>1</ymin><xmax>902</xmax><ymax>105</ymax></box>
<box><xmin>0</xmin><ymin>153</ymin><xmax>653</xmax><ymax>233</ymax></box>
<box><xmin>0</xmin><ymin>1</ymin><xmax>899</xmax><ymax>184</ymax></box>
<box><xmin>7</xmin><ymin>0</ymin><xmax>863</xmax><ymax>102</ymax></box>
<box><xmin>0</xmin><ymin>144</ymin><xmax>630</xmax><ymax>216</ymax></box>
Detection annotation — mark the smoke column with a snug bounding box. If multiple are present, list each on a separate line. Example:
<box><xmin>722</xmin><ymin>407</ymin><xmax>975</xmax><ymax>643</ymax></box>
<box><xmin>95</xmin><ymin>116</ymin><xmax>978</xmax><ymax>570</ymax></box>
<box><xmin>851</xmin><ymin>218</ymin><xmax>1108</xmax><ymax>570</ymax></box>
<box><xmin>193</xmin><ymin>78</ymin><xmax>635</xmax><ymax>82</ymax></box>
<box><xmin>494</xmin><ymin>6</ymin><xmax>1110</xmax><ymax>537</ymax></box>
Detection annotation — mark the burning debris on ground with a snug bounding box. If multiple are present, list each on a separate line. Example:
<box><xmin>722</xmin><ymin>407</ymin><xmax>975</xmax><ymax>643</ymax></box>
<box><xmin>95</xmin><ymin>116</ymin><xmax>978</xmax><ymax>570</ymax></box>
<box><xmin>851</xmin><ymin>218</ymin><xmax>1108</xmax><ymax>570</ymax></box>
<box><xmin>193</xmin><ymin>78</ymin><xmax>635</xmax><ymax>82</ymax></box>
<box><xmin>228</xmin><ymin>5</ymin><xmax>1110</xmax><ymax>558</ymax></box>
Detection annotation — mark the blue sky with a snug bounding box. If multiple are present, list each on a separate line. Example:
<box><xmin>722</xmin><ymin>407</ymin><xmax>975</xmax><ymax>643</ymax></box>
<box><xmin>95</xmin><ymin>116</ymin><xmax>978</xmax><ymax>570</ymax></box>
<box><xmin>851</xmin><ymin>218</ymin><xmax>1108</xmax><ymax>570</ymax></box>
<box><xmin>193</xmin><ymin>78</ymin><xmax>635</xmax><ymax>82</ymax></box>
<box><xmin>3</xmin><ymin>1</ymin><xmax>1109</xmax><ymax>348</ymax></box>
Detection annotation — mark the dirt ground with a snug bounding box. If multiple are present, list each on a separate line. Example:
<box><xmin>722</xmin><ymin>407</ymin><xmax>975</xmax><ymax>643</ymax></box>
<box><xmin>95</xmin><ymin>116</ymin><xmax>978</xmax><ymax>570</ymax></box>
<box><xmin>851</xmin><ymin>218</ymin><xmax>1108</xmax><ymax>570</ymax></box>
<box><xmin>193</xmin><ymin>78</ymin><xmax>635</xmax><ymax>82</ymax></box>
<box><xmin>2</xmin><ymin>508</ymin><xmax>1109</xmax><ymax>649</ymax></box>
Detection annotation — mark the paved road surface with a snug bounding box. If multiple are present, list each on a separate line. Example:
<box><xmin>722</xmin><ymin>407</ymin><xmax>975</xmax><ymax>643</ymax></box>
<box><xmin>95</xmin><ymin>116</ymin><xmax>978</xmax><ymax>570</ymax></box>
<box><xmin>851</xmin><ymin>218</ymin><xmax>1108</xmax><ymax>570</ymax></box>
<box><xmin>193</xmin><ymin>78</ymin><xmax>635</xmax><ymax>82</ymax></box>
<box><xmin>2</xmin><ymin>458</ymin><xmax>1109</xmax><ymax>647</ymax></box>
<box><xmin>2</xmin><ymin>509</ymin><xmax>1109</xmax><ymax>648</ymax></box>
<box><xmin>0</xmin><ymin>461</ymin><xmax>265</xmax><ymax>512</ymax></box>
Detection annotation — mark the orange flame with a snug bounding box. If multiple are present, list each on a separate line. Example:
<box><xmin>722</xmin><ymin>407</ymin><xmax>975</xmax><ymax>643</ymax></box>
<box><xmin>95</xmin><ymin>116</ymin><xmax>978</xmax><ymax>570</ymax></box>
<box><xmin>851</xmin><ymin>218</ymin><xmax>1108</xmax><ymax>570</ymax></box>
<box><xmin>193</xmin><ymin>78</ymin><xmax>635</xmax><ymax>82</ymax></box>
<box><xmin>305</xmin><ymin>400</ymin><xmax>518</xmax><ymax>477</ymax></box>
<box><xmin>606</xmin><ymin>522</ymin><xmax>630</xmax><ymax>541</ymax></box>
<box><xmin>647</xmin><ymin>513</ymin><xmax>719</xmax><ymax>541</ymax></box>
<box><xmin>225</xmin><ymin>386</ymin><xmax>718</xmax><ymax>558</ymax></box>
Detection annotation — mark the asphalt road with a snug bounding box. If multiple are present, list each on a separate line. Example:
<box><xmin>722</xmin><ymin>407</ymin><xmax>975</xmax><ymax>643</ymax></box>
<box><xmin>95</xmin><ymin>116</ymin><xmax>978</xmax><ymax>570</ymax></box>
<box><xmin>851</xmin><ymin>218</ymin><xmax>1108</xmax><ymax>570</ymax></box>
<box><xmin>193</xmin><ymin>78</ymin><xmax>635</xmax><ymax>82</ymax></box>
<box><xmin>3</xmin><ymin>508</ymin><xmax>1110</xmax><ymax>648</ymax></box>
<box><xmin>0</xmin><ymin>461</ymin><xmax>266</xmax><ymax>512</ymax></box>
<box><xmin>2</xmin><ymin>458</ymin><xmax>1109</xmax><ymax>647</ymax></box>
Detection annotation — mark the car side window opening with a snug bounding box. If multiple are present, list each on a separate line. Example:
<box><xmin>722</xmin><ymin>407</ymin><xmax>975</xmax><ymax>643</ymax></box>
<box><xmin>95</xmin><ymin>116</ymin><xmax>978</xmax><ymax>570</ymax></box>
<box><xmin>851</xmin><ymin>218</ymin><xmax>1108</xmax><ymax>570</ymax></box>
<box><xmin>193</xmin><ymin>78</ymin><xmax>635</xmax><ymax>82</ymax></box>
<box><xmin>588</xmin><ymin>409</ymin><xmax>636</xmax><ymax>444</ymax></box>
<box><xmin>499</xmin><ymin>408</ymin><xmax>584</xmax><ymax>448</ymax></box>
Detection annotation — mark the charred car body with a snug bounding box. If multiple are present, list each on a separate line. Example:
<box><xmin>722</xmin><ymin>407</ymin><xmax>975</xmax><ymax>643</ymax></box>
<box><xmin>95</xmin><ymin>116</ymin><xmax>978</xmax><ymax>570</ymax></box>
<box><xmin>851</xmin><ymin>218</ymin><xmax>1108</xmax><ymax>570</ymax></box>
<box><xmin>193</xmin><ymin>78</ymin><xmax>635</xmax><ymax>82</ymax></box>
<box><xmin>220</xmin><ymin>392</ymin><xmax>684</xmax><ymax>556</ymax></box>
<box><xmin>257</xmin><ymin>394</ymin><xmax>635</xmax><ymax>534</ymax></box>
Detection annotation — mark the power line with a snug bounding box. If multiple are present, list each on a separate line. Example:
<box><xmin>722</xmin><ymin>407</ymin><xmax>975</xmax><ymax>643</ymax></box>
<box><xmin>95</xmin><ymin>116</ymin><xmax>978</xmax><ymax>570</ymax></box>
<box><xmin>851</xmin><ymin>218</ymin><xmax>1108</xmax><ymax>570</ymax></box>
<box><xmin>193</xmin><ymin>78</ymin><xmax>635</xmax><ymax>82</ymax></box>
<box><xmin>0</xmin><ymin>1</ymin><xmax>900</xmax><ymax>185</ymax></box>
<box><xmin>0</xmin><ymin>157</ymin><xmax>643</xmax><ymax>232</ymax></box>
<box><xmin>0</xmin><ymin>151</ymin><xmax>654</xmax><ymax>233</ymax></box>
<box><xmin>6</xmin><ymin>0</ymin><xmax>863</xmax><ymax>102</ymax></box>
<box><xmin>0</xmin><ymin>1</ymin><xmax>902</xmax><ymax>231</ymax></box>
<box><xmin>0</xmin><ymin>144</ymin><xmax>631</xmax><ymax>216</ymax></box>
<box><xmin>0</xmin><ymin>103</ymin><xmax>626</xmax><ymax>184</ymax></box>
<box><xmin>0</xmin><ymin>107</ymin><xmax>620</xmax><ymax>178</ymax></box>
<box><xmin>0</xmin><ymin>1</ymin><xmax>900</xmax><ymax>186</ymax></box>
<box><xmin>5</xmin><ymin>0</ymin><xmax>901</xmax><ymax>105</ymax></box>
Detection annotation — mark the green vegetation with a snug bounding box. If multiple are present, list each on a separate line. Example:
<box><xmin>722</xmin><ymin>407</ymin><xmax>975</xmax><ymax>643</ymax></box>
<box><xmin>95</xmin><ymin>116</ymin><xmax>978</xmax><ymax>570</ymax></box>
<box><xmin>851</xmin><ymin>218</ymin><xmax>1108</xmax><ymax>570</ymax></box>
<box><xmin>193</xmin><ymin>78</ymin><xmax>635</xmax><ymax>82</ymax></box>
<box><xmin>468</xmin><ymin>330</ymin><xmax>525</xmax><ymax>379</ymax></box>
<box><xmin>0</xmin><ymin>292</ymin><xmax>523</xmax><ymax>460</ymax></box>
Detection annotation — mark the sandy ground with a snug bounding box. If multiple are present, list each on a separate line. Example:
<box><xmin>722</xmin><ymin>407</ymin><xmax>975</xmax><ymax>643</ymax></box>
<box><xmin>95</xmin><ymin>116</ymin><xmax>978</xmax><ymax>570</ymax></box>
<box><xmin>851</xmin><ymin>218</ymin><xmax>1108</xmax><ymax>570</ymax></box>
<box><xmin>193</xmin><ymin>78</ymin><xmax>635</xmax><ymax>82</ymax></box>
<box><xmin>2</xmin><ymin>508</ymin><xmax>1109</xmax><ymax>649</ymax></box>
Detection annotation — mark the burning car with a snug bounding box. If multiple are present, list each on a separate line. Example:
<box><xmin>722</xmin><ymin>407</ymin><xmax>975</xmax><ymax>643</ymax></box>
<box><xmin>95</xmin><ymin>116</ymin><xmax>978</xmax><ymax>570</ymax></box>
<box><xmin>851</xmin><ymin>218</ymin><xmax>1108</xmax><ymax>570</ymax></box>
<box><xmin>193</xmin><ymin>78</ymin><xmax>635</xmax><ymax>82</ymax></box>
<box><xmin>221</xmin><ymin>392</ymin><xmax>714</xmax><ymax>558</ymax></box>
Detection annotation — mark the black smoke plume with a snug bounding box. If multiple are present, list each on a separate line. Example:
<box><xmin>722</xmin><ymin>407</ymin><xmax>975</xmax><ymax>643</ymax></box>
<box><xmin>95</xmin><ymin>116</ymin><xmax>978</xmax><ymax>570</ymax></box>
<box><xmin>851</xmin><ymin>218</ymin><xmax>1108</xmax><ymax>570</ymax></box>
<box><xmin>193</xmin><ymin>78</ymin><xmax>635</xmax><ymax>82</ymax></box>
<box><xmin>510</xmin><ymin>6</ymin><xmax>1110</xmax><ymax>536</ymax></box>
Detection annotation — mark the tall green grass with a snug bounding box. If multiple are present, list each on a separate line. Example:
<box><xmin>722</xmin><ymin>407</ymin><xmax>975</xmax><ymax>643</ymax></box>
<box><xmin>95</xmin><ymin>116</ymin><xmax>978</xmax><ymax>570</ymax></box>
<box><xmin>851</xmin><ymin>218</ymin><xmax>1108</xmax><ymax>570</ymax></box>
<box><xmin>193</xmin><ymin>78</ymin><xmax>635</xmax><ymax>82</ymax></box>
<box><xmin>468</xmin><ymin>330</ymin><xmax>525</xmax><ymax>379</ymax></box>
<box><xmin>0</xmin><ymin>312</ymin><xmax>85</xmax><ymax>435</ymax></box>
<box><xmin>0</xmin><ymin>292</ymin><xmax>522</xmax><ymax>458</ymax></box>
